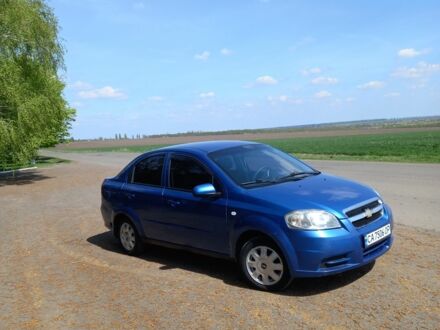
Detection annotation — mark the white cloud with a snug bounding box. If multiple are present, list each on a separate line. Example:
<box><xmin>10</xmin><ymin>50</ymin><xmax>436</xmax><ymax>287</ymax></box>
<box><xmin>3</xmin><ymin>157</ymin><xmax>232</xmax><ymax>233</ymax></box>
<box><xmin>255</xmin><ymin>75</ymin><xmax>278</xmax><ymax>85</ymax></box>
<box><xmin>78</xmin><ymin>86</ymin><xmax>126</xmax><ymax>99</ymax></box>
<box><xmin>410</xmin><ymin>82</ymin><xmax>426</xmax><ymax>89</ymax></box>
<box><xmin>314</xmin><ymin>90</ymin><xmax>331</xmax><ymax>98</ymax></box>
<box><xmin>220</xmin><ymin>48</ymin><xmax>233</xmax><ymax>56</ymax></box>
<box><xmin>71</xmin><ymin>81</ymin><xmax>126</xmax><ymax>100</ymax></box>
<box><xmin>392</xmin><ymin>62</ymin><xmax>440</xmax><ymax>79</ymax></box>
<box><xmin>133</xmin><ymin>2</ymin><xmax>145</xmax><ymax>10</ymax></box>
<box><xmin>70</xmin><ymin>80</ymin><xmax>93</xmax><ymax>90</ymax></box>
<box><xmin>311</xmin><ymin>76</ymin><xmax>338</xmax><ymax>85</ymax></box>
<box><xmin>345</xmin><ymin>97</ymin><xmax>355</xmax><ymax>102</ymax></box>
<box><xmin>397</xmin><ymin>48</ymin><xmax>427</xmax><ymax>58</ymax></box>
<box><xmin>268</xmin><ymin>95</ymin><xmax>286</xmax><ymax>102</ymax></box>
<box><xmin>194</xmin><ymin>51</ymin><xmax>210</xmax><ymax>61</ymax></box>
<box><xmin>357</xmin><ymin>81</ymin><xmax>385</xmax><ymax>89</ymax></box>
<box><xmin>301</xmin><ymin>67</ymin><xmax>321</xmax><ymax>76</ymax></box>
<box><xmin>199</xmin><ymin>91</ymin><xmax>215</xmax><ymax>98</ymax></box>
<box><xmin>268</xmin><ymin>95</ymin><xmax>303</xmax><ymax>104</ymax></box>
<box><xmin>148</xmin><ymin>96</ymin><xmax>164</xmax><ymax>102</ymax></box>
<box><xmin>385</xmin><ymin>92</ymin><xmax>400</xmax><ymax>97</ymax></box>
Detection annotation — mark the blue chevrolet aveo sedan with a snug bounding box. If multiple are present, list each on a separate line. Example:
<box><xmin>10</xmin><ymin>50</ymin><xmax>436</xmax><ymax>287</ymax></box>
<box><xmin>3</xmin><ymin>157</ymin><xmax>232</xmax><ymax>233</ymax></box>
<box><xmin>101</xmin><ymin>141</ymin><xmax>393</xmax><ymax>291</ymax></box>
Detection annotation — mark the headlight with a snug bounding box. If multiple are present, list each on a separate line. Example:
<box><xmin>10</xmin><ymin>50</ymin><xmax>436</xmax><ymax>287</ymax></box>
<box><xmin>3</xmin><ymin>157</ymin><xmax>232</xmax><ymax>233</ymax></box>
<box><xmin>285</xmin><ymin>210</ymin><xmax>341</xmax><ymax>230</ymax></box>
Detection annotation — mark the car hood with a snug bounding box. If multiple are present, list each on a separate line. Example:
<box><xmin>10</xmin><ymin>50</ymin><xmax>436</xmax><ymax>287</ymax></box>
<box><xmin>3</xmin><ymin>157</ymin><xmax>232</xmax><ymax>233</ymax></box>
<box><xmin>244</xmin><ymin>173</ymin><xmax>378</xmax><ymax>218</ymax></box>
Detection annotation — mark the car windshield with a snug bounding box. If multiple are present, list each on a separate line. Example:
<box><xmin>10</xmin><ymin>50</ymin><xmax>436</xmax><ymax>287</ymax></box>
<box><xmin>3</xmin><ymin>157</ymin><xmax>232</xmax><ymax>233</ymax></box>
<box><xmin>209</xmin><ymin>144</ymin><xmax>319</xmax><ymax>187</ymax></box>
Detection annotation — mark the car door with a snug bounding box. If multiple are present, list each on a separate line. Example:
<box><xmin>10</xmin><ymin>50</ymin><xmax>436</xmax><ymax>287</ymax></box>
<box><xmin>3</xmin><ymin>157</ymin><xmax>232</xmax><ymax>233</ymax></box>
<box><xmin>161</xmin><ymin>153</ymin><xmax>229</xmax><ymax>254</ymax></box>
<box><xmin>122</xmin><ymin>153</ymin><xmax>167</xmax><ymax>239</ymax></box>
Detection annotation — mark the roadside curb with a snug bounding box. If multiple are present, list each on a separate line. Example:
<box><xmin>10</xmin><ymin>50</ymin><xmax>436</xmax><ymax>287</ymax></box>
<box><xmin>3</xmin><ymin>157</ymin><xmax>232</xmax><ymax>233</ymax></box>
<box><xmin>0</xmin><ymin>166</ymin><xmax>38</xmax><ymax>176</ymax></box>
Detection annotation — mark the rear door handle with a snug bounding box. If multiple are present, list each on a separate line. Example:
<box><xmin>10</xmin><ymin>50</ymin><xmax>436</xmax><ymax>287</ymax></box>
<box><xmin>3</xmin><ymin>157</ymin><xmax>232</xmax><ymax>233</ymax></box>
<box><xmin>125</xmin><ymin>192</ymin><xmax>136</xmax><ymax>199</ymax></box>
<box><xmin>167</xmin><ymin>199</ymin><xmax>182</xmax><ymax>207</ymax></box>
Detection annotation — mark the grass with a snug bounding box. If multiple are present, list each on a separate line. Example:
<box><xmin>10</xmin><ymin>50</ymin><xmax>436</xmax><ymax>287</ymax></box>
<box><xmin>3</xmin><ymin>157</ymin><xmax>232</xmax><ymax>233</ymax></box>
<box><xmin>0</xmin><ymin>156</ymin><xmax>69</xmax><ymax>172</ymax></box>
<box><xmin>34</xmin><ymin>156</ymin><xmax>70</xmax><ymax>168</ymax></box>
<box><xmin>54</xmin><ymin>130</ymin><xmax>440</xmax><ymax>163</ymax></box>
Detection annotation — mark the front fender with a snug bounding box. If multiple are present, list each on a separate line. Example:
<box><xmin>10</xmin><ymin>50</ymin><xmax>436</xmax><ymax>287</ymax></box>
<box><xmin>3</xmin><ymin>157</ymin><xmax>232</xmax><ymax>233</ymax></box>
<box><xmin>231</xmin><ymin>214</ymin><xmax>298</xmax><ymax>275</ymax></box>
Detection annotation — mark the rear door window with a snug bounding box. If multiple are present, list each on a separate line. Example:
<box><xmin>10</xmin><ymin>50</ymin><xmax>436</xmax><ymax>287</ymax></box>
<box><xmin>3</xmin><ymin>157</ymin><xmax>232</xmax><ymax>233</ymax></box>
<box><xmin>132</xmin><ymin>154</ymin><xmax>165</xmax><ymax>186</ymax></box>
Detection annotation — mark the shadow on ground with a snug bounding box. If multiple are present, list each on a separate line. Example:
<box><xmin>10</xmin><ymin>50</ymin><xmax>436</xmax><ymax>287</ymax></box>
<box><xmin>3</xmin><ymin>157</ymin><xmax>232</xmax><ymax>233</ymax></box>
<box><xmin>0</xmin><ymin>170</ymin><xmax>52</xmax><ymax>186</ymax></box>
<box><xmin>88</xmin><ymin>231</ymin><xmax>374</xmax><ymax>296</ymax></box>
<box><xmin>35</xmin><ymin>155</ymin><xmax>70</xmax><ymax>167</ymax></box>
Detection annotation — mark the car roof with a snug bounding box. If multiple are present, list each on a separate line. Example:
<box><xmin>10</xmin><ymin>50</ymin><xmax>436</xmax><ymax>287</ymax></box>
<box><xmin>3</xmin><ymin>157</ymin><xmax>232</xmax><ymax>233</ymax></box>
<box><xmin>154</xmin><ymin>140</ymin><xmax>259</xmax><ymax>154</ymax></box>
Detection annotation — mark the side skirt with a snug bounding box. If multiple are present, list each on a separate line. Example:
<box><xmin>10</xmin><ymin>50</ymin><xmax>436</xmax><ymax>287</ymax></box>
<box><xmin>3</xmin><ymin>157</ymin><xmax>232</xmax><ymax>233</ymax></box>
<box><xmin>142</xmin><ymin>237</ymin><xmax>233</xmax><ymax>260</ymax></box>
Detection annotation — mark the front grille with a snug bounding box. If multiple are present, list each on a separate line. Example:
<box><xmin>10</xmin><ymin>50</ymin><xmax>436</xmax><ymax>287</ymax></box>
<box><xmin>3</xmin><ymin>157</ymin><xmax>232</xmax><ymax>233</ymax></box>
<box><xmin>344</xmin><ymin>198</ymin><xmax>383</xmax><ymax>228</ymax></box>
<box><xmin>346</xmin><ymin>199</ymin><xmax>381</xmax><ymax>218</ymax></box>
<box><xmin>352</xmin><ymin>211</ymin><xmax>382</xmax><ymax>227</ymax></box>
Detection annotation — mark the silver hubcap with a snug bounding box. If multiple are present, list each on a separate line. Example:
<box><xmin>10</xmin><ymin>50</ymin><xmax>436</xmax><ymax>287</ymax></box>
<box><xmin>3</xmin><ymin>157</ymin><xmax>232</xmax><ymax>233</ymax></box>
<box><xmin>120</xmin><ymin>222</ymin><xmax>136</xmax><ymax>251</ymax></box>
<box><xmin>246</xmin><ymin>246</ymin><xmax>284</xmax><ymax>285</ymax></box>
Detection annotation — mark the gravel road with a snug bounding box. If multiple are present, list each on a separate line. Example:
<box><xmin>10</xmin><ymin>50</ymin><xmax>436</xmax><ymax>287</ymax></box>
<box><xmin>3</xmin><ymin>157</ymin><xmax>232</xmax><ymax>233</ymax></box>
<box><xmin>1</xmin><ymin>152</ymin><xmax>439</xmax><ymax>329</ymax></box>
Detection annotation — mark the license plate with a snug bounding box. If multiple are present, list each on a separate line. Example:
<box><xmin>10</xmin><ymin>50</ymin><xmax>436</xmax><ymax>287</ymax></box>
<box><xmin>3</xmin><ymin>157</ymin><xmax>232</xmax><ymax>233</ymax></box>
<box><xmin>364</xmin><ymin>224</ymin><xmax>391</xmax><ymax>248</ymax></box>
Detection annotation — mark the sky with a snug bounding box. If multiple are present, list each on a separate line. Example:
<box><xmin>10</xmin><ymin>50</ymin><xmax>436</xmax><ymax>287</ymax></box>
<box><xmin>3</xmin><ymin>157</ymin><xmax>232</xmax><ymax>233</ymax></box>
<box><xmin>51</xmin><ymin>0</ymin><xmax>440</xmax><ymax>139</ymax></box>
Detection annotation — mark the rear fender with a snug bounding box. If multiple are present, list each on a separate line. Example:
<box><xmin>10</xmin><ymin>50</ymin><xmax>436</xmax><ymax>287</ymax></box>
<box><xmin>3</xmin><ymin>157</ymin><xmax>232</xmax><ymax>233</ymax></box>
<box><xmin>112</xmin><ymin>207</ymin><xmax>145</xmax><ymax>238</ymax></box>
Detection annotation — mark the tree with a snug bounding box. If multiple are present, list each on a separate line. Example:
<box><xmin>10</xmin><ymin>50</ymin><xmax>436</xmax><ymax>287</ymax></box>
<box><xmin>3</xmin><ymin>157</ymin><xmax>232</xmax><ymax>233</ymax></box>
<box><xmin>0</xmin><ymin>0</ymin><xmax>75</xmax><ymax>168</ymax></box>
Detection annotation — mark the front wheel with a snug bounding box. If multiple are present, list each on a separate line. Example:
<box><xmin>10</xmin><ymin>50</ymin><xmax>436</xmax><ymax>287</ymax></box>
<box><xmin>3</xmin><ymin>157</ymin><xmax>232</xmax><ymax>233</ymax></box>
<box><xmin>239</xmin><ymin>237</ymin><xmax>292</xmax><ymax>291</ymax></box>
<box><xmin>118</xmin><ymin>220</ymin><xmax>144</xmax><ymax>255</ymax></box>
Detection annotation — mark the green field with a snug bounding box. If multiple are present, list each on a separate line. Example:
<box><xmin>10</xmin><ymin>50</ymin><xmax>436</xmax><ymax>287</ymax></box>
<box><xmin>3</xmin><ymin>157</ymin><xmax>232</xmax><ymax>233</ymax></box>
<box><xmin>53</xmin><ymin>130</ymin><xmax>440</xmax><ymax>163</ymax></box>
<box><xmin>258</xmin><ymin>130</ymin><xmax>440</xmax><ymax>163</ymax></box>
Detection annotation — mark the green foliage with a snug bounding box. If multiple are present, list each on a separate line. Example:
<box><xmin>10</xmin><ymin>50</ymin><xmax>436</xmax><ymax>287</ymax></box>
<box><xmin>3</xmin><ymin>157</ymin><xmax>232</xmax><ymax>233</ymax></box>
<box><xmin>0</xmin><ymin>0</ymin><xmax>75</xmax><ymax>168</ymax></box>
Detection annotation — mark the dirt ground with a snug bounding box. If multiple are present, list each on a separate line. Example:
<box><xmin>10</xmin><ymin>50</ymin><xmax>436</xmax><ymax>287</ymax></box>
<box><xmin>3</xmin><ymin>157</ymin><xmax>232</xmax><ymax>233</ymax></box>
<box><xmin>55</xmin><ymin>126</ymin><xmax>439</xmax><ymax>149</ymax></box>
<box><xmin>1</xmin><ymin>160</ymin><xmax>439</xmax><ymax>329</ymax></box>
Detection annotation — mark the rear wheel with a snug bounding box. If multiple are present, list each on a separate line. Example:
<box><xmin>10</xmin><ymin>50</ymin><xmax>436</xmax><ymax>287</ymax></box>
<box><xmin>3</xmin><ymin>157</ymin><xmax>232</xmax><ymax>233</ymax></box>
<box><xmin>239</xmin><ymin>237</ymin><xmax>292</xmax><ymax>291</ymax></box>
<box><xmin>118</xmin><ymin>220</ymin><xmax>143</xmax><ymax>255</ymax></box>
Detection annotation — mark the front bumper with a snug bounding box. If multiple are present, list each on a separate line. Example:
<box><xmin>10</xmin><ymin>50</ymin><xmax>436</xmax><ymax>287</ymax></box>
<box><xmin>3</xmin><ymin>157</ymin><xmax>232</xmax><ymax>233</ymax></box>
<box><xmin>286</xmin><ymin>204</ymin><xmax>394</xmax><ymax>278</ymax></box>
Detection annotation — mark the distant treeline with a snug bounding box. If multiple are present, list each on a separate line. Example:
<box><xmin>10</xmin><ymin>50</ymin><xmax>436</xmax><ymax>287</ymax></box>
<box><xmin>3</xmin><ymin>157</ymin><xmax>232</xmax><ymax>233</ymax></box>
<box><xmin>75</xmin><ymin>116</ymin><xmax>440</xmax><ymax>142</ymax></box>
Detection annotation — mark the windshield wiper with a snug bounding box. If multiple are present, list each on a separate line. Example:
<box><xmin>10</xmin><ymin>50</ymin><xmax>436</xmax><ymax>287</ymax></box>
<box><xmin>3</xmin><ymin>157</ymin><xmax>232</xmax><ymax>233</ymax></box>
<box><xmin>276</xmin><ymin>171</ymin><xmax>321</xmax><ymax>182</ymax></box>
<box><xmin>241</xmin><ymin>179</ymin><xmax>276</xmax><ymax>186</ymax></box>
<box><xmin>242</xmin><ymin>171</ymin><xmax>320</xmax><ymax>186</ymax></box>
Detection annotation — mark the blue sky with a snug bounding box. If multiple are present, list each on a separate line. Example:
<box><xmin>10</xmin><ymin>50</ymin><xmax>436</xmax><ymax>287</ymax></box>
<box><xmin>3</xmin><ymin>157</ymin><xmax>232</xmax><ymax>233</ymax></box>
<box><xmin>52</xmin><ymin>0</ymin><xmax>440</xmax><ymax>139</ymax></box>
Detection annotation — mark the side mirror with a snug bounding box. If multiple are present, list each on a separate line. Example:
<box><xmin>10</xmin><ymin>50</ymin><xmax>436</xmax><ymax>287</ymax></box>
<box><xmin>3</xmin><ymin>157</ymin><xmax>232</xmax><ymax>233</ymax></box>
<box><xmin>193</xmin><ymin>183</ymin><xmax>221</xmax><ymax>198</ymax></box>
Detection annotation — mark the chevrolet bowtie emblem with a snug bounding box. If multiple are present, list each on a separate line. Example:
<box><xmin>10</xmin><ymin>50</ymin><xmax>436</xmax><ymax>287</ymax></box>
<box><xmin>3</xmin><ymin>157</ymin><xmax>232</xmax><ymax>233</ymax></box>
<box><xmin>364</xmin><ymin>208</ymin><xmax>373</xmax><ymax>218</ymax></box>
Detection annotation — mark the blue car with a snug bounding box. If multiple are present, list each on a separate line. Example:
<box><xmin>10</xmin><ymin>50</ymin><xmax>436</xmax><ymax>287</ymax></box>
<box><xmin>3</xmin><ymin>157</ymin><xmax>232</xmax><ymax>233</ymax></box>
<box><xmin>101</xmin><ymin>141</ymin><xmax>393</xmax><ymax>291</ymax></box>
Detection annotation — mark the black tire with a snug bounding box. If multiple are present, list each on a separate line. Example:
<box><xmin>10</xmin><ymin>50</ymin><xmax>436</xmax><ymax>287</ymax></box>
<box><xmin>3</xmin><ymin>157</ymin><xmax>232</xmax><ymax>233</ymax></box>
<box><xmin>239</xmin><ymin>237</ymin><xmax>292</xmax><ymax>291</ymax></box>
<box><xmin>117</xmin><ymin>219</ymin><xmax>144</xmax><ymax>255</ymax></box>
